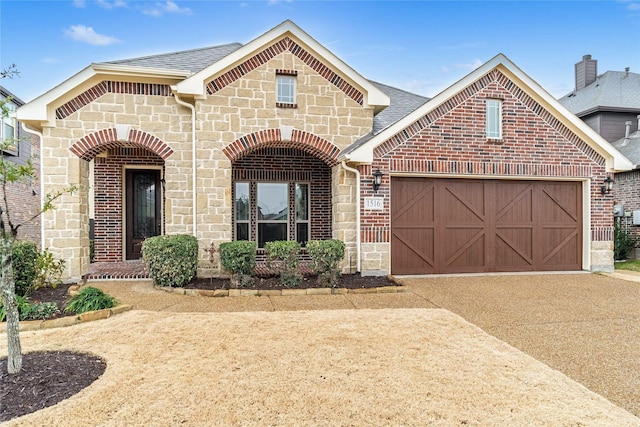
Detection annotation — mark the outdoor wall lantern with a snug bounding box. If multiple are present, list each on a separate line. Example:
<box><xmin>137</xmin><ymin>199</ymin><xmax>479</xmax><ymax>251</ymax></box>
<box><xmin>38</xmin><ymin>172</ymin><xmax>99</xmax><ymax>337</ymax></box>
<box><xmin>601</xmin><ymin>176</ymin><xmax>614</xmax><ymax>195</ymax></box>
<box><xmin>372</xmin><ymin>168</ymin><xmax>384</xmax><ymax>193</ymax></box>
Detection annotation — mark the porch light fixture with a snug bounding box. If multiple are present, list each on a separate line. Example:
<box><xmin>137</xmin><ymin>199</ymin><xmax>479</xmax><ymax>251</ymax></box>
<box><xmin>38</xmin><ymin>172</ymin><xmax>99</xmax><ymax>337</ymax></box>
<box><xmin>601</xmin><ymin>176</ymin><xmax>614</xmax><ymax>195</ymax></box>
<box><xmin>372</xmin><ymin>168</ymin><xmax>384</xmax><ymax>193</ymax></box>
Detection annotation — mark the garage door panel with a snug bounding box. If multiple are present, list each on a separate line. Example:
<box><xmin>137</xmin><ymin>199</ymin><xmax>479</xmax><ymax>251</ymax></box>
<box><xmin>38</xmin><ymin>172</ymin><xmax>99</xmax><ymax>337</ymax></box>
<box><xmin>443</xmin><ymin>233</ymin><xmax>486</xmax><ymax>272</ymax></box>
<box><xmin>391</xmin><ymin>229</ymin><xmax>435</xmax><ymax>274</ymax></box>
<box><xmin>442</xmin><ymin>182</ymin><xmax>486</xmax><ymax>223</ymax></box>
<box><xmin>495</xmin><ymin>229</ymin><xmax>534</xmax><ymax>270</ymax></box>
<box><xmin>391</xmin><ymin>178</ymin><xmax>582</xmax><ymax>274</ymax></box>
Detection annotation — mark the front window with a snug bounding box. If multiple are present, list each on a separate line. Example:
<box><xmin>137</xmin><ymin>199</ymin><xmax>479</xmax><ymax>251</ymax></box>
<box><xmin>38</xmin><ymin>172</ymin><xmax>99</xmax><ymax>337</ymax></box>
<box><xmin>1</xmin><ymin>100</ymin><xmax>17</xmax><ymax>154</ymax></box>
<box><xmin>295</xmin><ymin>183</ymin><xmax>309</xmax><ymax>246</ymax></box>
<box><xmin>486</xmin><ymin>99</ymin><xmax>502</xmax><ymax>139</ymax></box>
<box><xmin>257</xmin><ymin>183</ymin><xmax>288</xmax><ymax>247</ymax></box>
<box><xmin>276</xmin><ymin>75</ymin><xmax>296</xmax><ymax>105</ymax></box>
<box><xmin>235</xmin><ymin>182</ymin><xmax>250</xmax><ymax>241</ymax></box>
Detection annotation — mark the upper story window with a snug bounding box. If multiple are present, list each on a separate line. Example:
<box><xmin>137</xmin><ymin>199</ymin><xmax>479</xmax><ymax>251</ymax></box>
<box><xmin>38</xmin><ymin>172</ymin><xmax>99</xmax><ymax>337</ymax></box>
<box><xmin>486</xmin><ymin>99</ymin><xmax>502</xmax><ymax>139</ymax></box>
<box><xmin>1</xmin><ymin>99</ymin><xmax>18</xmax><ymax>155</ymax></box>
<box><xmin>276</xmin><ymin>70</ymin><xmax>297</xmax><ymax>107</ymax></box>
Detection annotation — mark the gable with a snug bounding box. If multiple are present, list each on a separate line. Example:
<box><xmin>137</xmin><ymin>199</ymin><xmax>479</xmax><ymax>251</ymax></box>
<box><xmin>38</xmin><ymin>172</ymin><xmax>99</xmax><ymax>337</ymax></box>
<box><xmin>176</xmin><ymin>21</ymin><xmax>389</xmax><ymax>112</ymax></box>
<box><xmin>204</xmin><ymin>36</ymin><xmax>364</xmax><ymax>106</ymax></box>
<box><xmin>344</xmin><ymin>54</ymin><xmax>631</xmax><ymax>172</ymax></box>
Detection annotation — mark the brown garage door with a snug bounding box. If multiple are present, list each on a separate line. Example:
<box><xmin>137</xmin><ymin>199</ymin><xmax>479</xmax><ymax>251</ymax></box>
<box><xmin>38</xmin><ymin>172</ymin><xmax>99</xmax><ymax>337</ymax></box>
<box><xmin>391</xmin><ymin>178</ymin><xmax>582</xmax><ymax>274</ymax></box>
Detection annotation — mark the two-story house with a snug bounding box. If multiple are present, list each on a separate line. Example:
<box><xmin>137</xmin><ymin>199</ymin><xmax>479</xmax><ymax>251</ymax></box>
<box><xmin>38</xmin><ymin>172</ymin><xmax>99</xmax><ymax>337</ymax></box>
<box><xmin>0</xmin><ymin>85</ymin><xmax>41</xmax><ymax>245</ymax></box>
<box><xmin>16</xmin><ymin>21</ymin><xmax>630</xmax><ymax>281</ymax></box>
<box><xmin>559</xmin><ymin>55</ymin><xmax>640</xmax><ymax>249</ymax></box>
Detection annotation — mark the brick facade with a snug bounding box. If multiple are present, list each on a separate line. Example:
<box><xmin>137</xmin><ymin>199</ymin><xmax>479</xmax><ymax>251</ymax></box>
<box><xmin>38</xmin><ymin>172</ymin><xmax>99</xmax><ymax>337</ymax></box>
<box><xmin>612</xmin><ymin>170</ymin><xmax>640</xmax><ymax>246</ymax></box>
<box><xmin>93</xmin><ymin>147</ymin><xmax>164</xmax><ymax>262</ymax></box>
<box><xmin>356</xmin><ymin>69</ymin><xmax>611</xmax><ymax>273</ymax></box>
<box><xmin>232</xmin><ymin>146</ymin><xmax>332</xmax><ymax>243</ymax></box>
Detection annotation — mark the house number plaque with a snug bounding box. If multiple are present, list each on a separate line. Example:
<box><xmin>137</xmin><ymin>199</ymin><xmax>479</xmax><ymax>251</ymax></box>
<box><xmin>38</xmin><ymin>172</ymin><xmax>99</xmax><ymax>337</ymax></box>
<box><xmin>364</xmin><ymin>197</ymin><xmax>384</xmax><ymax>210</ymax></box>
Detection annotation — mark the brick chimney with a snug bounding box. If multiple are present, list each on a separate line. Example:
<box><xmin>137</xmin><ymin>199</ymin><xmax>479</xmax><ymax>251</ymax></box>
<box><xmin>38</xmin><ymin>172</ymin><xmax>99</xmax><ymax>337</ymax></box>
<box><xmin>575</xmin><ymin>54</ymin><xmax>598</xmax><ymax>90</ymax></box>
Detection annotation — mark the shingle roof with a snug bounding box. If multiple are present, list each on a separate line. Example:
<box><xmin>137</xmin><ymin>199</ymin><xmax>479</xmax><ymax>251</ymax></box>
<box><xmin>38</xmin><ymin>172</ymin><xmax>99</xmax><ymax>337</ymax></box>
<box><xmin>103</xmin><ymin>43</ymin><xmax>244</xmax><ymax>73</ymax></box>
<box><xmin>612</xmin><ymin>130</ymin><xmax>640</xmax><ymax>167</ymax></box>
<box><xmin>101</xmin><ymin>43</ymin><xmax>428</xmax><ymax>155</ymax></box>
<box><xmin>559</xmin><ymin>70</ymin><xmax>640</xmax><ymax>116</ymax></box>
<box><xmin>342</xmin><ymin>82</ymin><xmax>429</xmax><ymax>155</ymax></box>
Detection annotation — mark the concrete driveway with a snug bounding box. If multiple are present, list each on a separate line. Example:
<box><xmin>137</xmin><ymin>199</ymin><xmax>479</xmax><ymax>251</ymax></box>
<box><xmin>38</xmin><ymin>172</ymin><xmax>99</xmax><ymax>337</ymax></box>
<box><xmin>398</xmin><ymin>272</ymin><xmax>640</xmax><ymax>417</ymax></box>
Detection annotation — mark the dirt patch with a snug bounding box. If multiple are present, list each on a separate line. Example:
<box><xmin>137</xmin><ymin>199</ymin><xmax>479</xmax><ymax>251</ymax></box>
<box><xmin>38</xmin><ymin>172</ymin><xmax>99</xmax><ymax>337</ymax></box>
<box><xmin>1</xmin><ymin>309</ymin><xmax>637</xmax><ymax>426</ymax></box>
<box><xmin>0</xmin><ymin>351</ymin><xmax>106</xmax><ymax>422</ymax></box>
<box><xmin>26</xmin><ymin>284</ymin><xmax>75</xmax><ymax>319</ymax></box>
<box><xmin>184</xmin><ymin>273</ymin><xmax>396</xmax><ymax>290</ymax></box>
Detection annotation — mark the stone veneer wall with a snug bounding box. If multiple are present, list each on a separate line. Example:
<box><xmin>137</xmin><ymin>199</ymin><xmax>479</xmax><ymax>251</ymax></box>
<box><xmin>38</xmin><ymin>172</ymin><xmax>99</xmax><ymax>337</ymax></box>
<box><xmin>43</xmin><ymin>45</ymin><xmax>372</xmax><ymax>280</ymax></box>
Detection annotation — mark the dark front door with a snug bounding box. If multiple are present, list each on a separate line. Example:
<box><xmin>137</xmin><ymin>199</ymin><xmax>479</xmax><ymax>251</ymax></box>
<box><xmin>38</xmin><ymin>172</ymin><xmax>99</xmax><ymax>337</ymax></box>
<box><xmin>126</xmin><ymin>170</ymin><xmax>162</xmax><ymax>260</ymax></box>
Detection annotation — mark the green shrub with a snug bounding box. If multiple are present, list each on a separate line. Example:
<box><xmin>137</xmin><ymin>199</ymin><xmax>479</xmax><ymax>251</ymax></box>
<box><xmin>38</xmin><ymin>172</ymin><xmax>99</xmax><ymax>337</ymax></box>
<box><xmin>0</xmin><ymin>295</ymin><xmax>31</xmax><ymax>322</ymax></box>
<box><xmin>11</xmin><ymin>240</ymin><xmax>39</xmax><ymax>297</ymax></box>
<box><xmin>35</xmin><ymin>249</ymin><xmax>65</xmax><ymax>291</ymax></box>
<box><xmin>20</xmin><ymin>301</ymin><xmax>59</xmax><ymax>321</ymax></box>
<box><xmin>265</xmin><ymin>240</ymin><xmax>302</xmax><ymax>288</ymax></box>
<box><xmin>614</xmin><ymin>221</ymin><xmax>637</xmax><ymax>261</ymax></box>
<box><xmin>142</xmin><ymin>234</ymin><xmax>198</xmax><ymax>287</ymax></box>
<box><xmin>65</xmin><ymin>287</ymin><xmax>118</xmax><ymax>314</ymax></box>
<box><xmin>219</xmin><ymin>241</ymin><xmax>256</xmax><ymax>288</ymax></box>
<box><xmin>307</xmin><ymin>239</ymin><xmax>345</xmax><ymax>287</ymax></box>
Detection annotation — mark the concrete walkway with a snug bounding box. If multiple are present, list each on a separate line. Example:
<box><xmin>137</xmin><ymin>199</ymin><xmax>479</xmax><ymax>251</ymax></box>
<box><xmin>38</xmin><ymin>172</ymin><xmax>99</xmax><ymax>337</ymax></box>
<box><xmin>91</xmin><ymin>271</ymin><xmax>640</xmax><ymax>417</ymax></box>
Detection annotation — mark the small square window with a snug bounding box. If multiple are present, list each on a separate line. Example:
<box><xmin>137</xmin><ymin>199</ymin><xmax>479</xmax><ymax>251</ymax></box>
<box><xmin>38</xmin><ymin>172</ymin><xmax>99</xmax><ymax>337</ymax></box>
<box><xmin>276</xmin><ymin>75</ymin><xmax>296</xmax><ymax>105</ymax></box>
<box><xmin>486</xmin><ymin>99</ymin><xmax>502</xmax><ymax>139</ymax></box>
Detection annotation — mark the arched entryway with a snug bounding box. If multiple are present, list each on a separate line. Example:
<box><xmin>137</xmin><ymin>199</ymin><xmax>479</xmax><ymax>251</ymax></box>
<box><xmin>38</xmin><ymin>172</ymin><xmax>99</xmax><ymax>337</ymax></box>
<box><xmin>70</xmin><ymin>128</ymin><xmax>169</xmax><ymax>262</ymax></box>
<box><xmin>227</xmin><ymin>130</ymin><xmax>339</xmax><ymax>249</ymax></box>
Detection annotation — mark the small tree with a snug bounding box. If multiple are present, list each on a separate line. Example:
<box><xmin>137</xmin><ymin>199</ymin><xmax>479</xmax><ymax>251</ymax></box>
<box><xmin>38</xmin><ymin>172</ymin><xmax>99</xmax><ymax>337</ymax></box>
<box><xmin>1</xmin><ymin>67</ymin><xmax>75</xmax><ymax>374</ymax></box>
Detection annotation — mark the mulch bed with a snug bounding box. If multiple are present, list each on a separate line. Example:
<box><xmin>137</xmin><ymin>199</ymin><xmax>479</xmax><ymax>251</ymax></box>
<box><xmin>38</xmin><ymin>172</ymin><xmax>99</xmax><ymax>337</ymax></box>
<box><xmin>185</xmin><ymin>272</ymin><xmax>397</xmax><ymax>290</ymax></box>
<box><xmin>0</xmin><ymin>351</ymin><xmax>106</xmax><ymax>422</ymax></box>
<box><xmin>28</xmin><ymin>283</ymin><xmax>76</xmax><ymax>319</ymax></box>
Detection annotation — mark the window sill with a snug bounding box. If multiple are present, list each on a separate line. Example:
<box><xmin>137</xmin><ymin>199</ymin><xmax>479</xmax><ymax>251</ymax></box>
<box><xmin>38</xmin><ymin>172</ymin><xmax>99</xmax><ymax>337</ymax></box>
<box><xmin>486</xmin><ymin>138</ymin><xmax>503</xmax><ymax>144</ymax></box>
<box><xmin>276</xmin><ymin>102</ymin><xmax>297</xmax><ymax>109</ymax></box>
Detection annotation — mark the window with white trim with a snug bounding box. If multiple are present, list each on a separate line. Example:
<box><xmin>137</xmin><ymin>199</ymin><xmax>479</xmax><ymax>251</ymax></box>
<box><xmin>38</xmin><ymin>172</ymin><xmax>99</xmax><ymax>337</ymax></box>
<box><xmin>486</xmin><ymin>99</ymin><xmax>502</xmax><ymax>139</ymax></box>
<box><xmin>1</xmin><ymin>100</ymin><xmax>17</xmax><ymax>154</ymax></box>
<box><xmin>276</xmin><ymin>75</ymin><xmax>296</xmax><ymax>105</ymax></box>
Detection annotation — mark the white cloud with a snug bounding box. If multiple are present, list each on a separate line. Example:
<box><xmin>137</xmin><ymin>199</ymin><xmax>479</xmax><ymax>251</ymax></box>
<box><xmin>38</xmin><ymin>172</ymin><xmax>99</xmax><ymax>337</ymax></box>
<box><xmin>627</xmin><ymin>1</ymin><xmax>640</xmax><ymax>10</ymax></box>
<box><xmin>72</xmin><ymin>0</ymin><xmax>87</xmax><ymax>7</ymax></box>
<box><xmin>96</xmin><ymin>0</ymin><xmax>127</xmax><ymax>9</ymax></box>
<box><xmin>142</xmin><ymin>1</ymin><xmax>192</xmax><ymax>17</ymax></box>
<box><xmin>64</xmin><ymin>25</ymin><xmax>121</xmax><ymax>46</ymax></box>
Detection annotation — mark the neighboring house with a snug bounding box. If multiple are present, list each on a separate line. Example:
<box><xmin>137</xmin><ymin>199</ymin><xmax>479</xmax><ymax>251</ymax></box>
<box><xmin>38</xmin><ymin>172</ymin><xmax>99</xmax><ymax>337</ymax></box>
<box><xmin>559</xmin><ymin>54</ymin><xmax>640</xmax><ymax>142</ymax></box>
<box><xmin>0</xmin><ymin>86</ymin><xmax>41</xmax><ymax>246</ymax></box>
<box><xmin>610</xmin><ymin>117</ymin><xmax>640</xmax><ymax>244</ymax></box>
<box><xmin>559</xmin><ymin>56</ymin><xmax>640</xmax><ymax>247</ymax></box>
<box><xmin>17</xmin><ymin>21</ymin><xmax>631</xmax><ymax>281</ymax></box>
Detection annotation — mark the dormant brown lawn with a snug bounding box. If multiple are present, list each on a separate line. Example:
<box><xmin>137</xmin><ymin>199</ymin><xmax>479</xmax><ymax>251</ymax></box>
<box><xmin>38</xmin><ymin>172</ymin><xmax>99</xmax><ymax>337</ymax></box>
<box><xmin>1</xmin><ymin>308</ymin><xmax>637</xmax><ymax>426</ymax></box>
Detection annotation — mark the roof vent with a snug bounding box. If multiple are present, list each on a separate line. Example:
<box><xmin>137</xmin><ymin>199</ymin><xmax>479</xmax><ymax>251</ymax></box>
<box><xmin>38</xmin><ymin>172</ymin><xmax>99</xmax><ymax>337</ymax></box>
<box><xmin>625</xmin><ymin>67</ymin><xmax>630</xmax><ymax>77</ymax></box>
<box><xmin>625</xmin><ymin>121</ymin><xmax>632</xmax><ymax>138</ymax></box>
<box><xmin>575</xmin><ymin>54</ymin><xmax>597</xmax><ymax>90</ymax></box>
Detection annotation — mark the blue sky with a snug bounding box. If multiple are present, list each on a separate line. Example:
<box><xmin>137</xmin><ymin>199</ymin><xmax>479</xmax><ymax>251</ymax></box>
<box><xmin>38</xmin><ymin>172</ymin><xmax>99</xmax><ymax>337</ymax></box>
<box><xmin>1</xmin><ymin>0</ymin><xmax>639</xmax><ymax>102</ymax></box>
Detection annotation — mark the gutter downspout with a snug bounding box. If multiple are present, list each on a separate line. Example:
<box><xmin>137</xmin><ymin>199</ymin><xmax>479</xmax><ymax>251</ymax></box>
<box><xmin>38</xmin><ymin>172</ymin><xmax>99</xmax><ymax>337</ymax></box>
<box><xmin>172</xmin><ymin>88</ymin><xmax>197</xmax><ymax>237</ymax></box>
<box><xmin>341</xmin><ymin>159</ymin><xmax>361</xmax><ymax>273</ymax></box>
<box><xmin>21</xmin><ymin>123</ymin><xmax>45</xmax><ymax>249</ymax></box>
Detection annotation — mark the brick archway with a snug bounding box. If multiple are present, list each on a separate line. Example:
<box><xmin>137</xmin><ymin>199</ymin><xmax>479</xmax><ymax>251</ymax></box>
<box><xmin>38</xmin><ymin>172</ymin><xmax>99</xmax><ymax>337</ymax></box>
<box><xmin>223</xmin><ymin>129</ymin><xmax>340</xmax><ymax>166</ymax></box>
<box><xmin>69</xmin><ymin>128</ymin><xmax>174</xmax><ymax>161</ymax></box>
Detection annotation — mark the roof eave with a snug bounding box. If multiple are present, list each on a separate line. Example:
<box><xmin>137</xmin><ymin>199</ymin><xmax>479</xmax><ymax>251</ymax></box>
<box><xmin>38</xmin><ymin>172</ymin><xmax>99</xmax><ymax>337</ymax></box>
<box><xmin>347</xmin><ymin>54</ymin><xmax>633</xmax><ymax>172</ymax></box>
<box><xmin>176</xmin><ymin>20</ymin><xmax>390</xmax><ymax>110</ymax></box>
<box><xmin>17</xmin><ymin>63</ymin><xmax>191</xmax><ymax>128</ymax></box>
